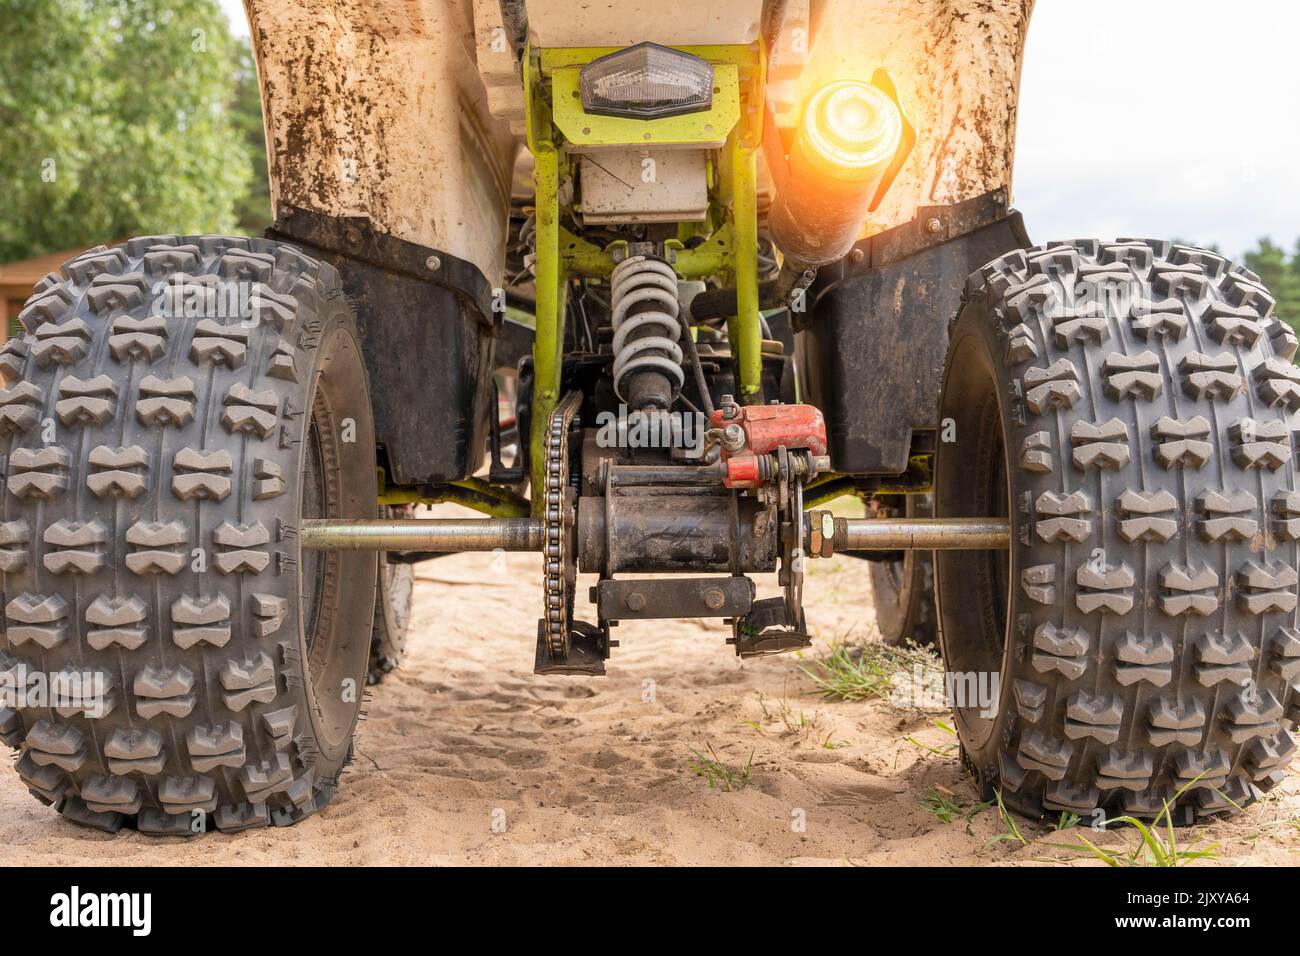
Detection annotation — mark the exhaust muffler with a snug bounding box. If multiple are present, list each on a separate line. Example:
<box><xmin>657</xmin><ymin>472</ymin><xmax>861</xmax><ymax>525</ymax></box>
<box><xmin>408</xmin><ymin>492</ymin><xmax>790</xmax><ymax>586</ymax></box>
<box><xmin>765</xmin><ymin>70</ymin><xmax>916</xmax><ymax>271</ymax></box>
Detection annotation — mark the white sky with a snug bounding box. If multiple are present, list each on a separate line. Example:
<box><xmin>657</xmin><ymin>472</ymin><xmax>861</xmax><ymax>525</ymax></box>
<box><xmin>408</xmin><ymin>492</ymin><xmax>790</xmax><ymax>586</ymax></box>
<box><xmin>219</xmin><ymin>0</ymin><xmax>1300</xmax><ymax>259</ymax></box>
<box><xmin>219</xmin><ymin>0</ymin><xmax>247</xmax><ymax>35</ymax></box>
<box><xmin>1015</xmin><ymin>0</ymin><xmax>1300</xmax><ymax>259</ymax></box>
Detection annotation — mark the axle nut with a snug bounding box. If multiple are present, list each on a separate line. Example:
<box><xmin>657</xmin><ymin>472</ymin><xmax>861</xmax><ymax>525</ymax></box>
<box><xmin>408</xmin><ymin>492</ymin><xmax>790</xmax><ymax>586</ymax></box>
<box><xmin>722</xmin><ymin>423</ymin><xmax>746</xmax><ymax>452</ymax></box>
<box><xmin>811</xmin><ymin>512</ymin><xmax>832</xmax><ymax>556</ymax></box>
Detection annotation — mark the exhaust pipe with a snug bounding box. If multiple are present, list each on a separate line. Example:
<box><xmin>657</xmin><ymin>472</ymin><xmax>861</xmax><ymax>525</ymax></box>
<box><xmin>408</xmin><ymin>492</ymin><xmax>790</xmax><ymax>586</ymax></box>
<box><xmin>765</xmin><ymin>72</ymin><xmax>915</xmax><ymax>270</ymax></box>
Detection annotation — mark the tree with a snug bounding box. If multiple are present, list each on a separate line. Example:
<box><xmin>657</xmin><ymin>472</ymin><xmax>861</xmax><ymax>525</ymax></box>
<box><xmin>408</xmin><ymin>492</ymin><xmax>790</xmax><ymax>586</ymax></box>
<box><xmin>0</xmin><ymin>0</ymin><xmax>250</xmax><ymax>262</ymax></box>
<box><xmin>1243</xmin><ymin>237</ymin><xmax>1300</xmax><ymax>332</ymax></box>
<box><xmin>1244</xmin><ymin>237</ymin><xmax>1288</xmax><ymax>298</ymax></box>
<box><xmin>1283</xmin><ymin>238</ymin><xmax>1300</xmax><ymax>331</ymax></box>
<box><xmin>231</xmin><ymin>37</ymin><xmax>272</xmax><ymax>235</ymax></box>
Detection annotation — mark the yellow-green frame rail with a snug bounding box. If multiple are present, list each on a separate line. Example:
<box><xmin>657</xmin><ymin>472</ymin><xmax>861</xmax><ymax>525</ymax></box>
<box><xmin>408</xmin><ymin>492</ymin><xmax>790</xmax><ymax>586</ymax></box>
<box><xmin>524</xmin><ymin>42</ymin><xmax>767</xmax><ymax>512</ymax></box>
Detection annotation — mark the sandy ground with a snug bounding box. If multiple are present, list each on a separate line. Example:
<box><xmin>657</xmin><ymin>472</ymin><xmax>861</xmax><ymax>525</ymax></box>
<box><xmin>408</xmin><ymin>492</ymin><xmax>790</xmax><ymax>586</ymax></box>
<box><xmin>2</xmin><ymin>542</ymin><xmax>1300</xmax><ymax>866</ymax></box>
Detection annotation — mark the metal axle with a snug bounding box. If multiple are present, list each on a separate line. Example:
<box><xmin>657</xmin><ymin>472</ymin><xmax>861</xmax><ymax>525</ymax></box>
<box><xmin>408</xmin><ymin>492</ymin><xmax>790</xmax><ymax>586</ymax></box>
<box><xmin>300</xmin><ymin>518</ymin><xmax>544</xmax><ymax>552</ymax></box>
<box><xmin>299</xmin><ymin>516</ymin><xmax>1010</xmax><ymax>553</ymax></box>
<box><xmin>825</xmin><ymin>516</ymin><xmax>1010</xmax><ymax>553</ymax></box>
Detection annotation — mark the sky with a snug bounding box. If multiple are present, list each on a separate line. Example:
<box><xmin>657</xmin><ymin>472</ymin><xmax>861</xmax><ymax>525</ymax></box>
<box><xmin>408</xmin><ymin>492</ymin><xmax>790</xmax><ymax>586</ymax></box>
<box><xmin>1014</xmin><ymin>0</ymin><xmax>1300</xmax><ymax>260</ymax></box>
<box><xmin>219</xmin><ymin>0</ymin><xmax>1300</xmax><ymax>260</ymax></box>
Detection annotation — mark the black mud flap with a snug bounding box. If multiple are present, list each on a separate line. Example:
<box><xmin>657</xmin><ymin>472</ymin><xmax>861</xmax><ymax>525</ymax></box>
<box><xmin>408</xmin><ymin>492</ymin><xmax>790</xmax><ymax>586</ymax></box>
<box><xmin>797</xmin><ymin>192</ymin><xmax>1031</xmax><ymax>475</ymax></box>
<box><xmin>267</xmin><ymin>206</ymin><xmax>498</xmax><ymax>485</ymax></box>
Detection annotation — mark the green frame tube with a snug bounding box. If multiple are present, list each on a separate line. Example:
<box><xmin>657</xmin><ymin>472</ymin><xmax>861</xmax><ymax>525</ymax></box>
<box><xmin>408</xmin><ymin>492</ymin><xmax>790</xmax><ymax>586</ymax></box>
<box><xmin>727</xmin><ymin>140</ymin><xmax>763</xmax><ymax>404</ymax></box>
<box><xmin>523</xmin><ymin>43</ymin><xmax>767</xmax><ymax>506</ymax></box>
<box><xmin>529</xmin><ymin>140</ymin><xmax>564</xmax><ymax>513</ymax></box>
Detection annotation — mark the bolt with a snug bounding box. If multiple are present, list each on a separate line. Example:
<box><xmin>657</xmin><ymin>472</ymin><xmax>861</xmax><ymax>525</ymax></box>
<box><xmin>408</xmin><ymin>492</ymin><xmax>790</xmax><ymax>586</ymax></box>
<box><xmin>626</xmin><ymin>592</ymin><xmax>646</xmax><ymax>612</ymax></box>
<box><xmin>703</xmin><ymin>587</ymin><xmax>726</xmax><ymax>611</ymax></box>
<box><xmin>722</xmin><ymin>423</ymin><xmax>746</xmax><ymax>452</ymax></box>
<box><xmin>425</xmin><ymin>255</ymin><xmax>442</xmax><ymax>272</ymax></box>
<box><xmin>849</xmin><ymin>248</ymin><xmax>865</xmax><ymax>264</ymax></box>
<box><xmin>925</xmin><ymin>218</ymin><xmax>942</xmax><ymax>234</ymax></box>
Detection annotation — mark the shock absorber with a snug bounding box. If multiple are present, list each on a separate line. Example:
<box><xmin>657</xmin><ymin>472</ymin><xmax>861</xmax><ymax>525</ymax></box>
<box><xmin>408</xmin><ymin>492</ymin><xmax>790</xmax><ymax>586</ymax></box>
<box><xmin>610</xmin><ymin>252</ymin><xmax>684</xmax><ymax>410</ymax></box>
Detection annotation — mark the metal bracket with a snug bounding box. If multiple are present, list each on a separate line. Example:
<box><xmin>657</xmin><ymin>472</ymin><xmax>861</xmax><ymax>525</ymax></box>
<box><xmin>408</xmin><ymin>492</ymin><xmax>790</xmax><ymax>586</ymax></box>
<box><xmin>534</xmin><ymin>620</ymin><xmax>610</xmax><ymax>676</ymax></box>
<box><xmin>594</xmin><ymin>576</ymin><xmax>755</xmax><ymax>623</ymax></box>
<box><xmin>728</xmin><ymin>597</ymin><xmax>812</xmax><ymax>658</ymax></box>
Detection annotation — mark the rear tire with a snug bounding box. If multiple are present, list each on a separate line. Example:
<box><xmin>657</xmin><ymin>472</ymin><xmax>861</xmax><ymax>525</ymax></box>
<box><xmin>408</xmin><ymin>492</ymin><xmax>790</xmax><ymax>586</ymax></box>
<box><xmin>869</xmin><ymin>495</ymin><xmax>937</xmax><ymax>647</ymax></box>
<box><xmin>936</xmin><ymin>238</ymin><xmax>1300</xmax><ymax>823</ymax></box>
<box><xmin>0</xmin><ymin>235</ymin><xmax>377</xmax><ymax>834</ymax></box>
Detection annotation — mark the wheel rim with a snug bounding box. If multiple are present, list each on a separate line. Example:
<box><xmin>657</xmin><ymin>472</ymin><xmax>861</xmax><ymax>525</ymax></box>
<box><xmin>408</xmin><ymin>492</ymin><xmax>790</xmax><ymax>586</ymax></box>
<box><xmin>935</xmin><ymin>333</ymin><xmax>1012</xmax><ymax>752</ymax></box>
<box><xmin>301</xmin><ymin>412</ymin><xmax>328</xmax><ymax>656</ymax></box>
<box><xmin>296</xmin><ymin>333</ymin><xmax>375</xmax><ymax>752</ymax></box>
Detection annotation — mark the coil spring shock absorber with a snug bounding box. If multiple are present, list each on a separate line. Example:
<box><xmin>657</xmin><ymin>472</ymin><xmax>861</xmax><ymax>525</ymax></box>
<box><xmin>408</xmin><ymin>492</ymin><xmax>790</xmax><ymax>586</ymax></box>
<box><xmin>610</xmin><ymin>253</ymin><xmax>684</xmax><ymax>410</ymax></box>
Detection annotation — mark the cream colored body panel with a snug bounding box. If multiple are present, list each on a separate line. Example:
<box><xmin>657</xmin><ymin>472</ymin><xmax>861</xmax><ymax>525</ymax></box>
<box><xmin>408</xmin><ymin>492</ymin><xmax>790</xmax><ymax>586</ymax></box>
<box><xmin>244</xmin><ymin>0</ymin><xmax>519</xmax><ymax>284</ymax></box>
<box><xmin>244</xmin><ymin>0</ymin><xmax>1032</xmax><ymax>278</ymax></box>
<box><xmin>523</xmin><ymin>0</ymin><xmax>764</xmax><ymax>46</ymax></box>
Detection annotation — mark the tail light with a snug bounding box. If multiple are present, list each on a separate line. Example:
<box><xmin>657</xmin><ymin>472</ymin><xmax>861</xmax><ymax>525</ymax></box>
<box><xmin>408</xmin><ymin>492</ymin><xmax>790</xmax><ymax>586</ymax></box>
<box><xmin>579</xmin><ymin>42</ymin><xmax>713</xmax><ymax>120</ymax></box>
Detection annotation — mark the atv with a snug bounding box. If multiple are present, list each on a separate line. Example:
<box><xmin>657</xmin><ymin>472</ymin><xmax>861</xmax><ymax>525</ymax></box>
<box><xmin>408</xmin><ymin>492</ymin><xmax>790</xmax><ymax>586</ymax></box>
<box><xmin>1</xmin><ymin>0</ymin><xmax>1295</xmax><ymax>835</ymax></box>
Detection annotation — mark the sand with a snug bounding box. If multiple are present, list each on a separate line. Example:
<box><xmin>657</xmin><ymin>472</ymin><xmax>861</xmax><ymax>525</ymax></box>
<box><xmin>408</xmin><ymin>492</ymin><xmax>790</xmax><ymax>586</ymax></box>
<box><xmin>2</xmin><ymin>543</ymin><xmax>1298</xmax><ymax>866</ymax></box>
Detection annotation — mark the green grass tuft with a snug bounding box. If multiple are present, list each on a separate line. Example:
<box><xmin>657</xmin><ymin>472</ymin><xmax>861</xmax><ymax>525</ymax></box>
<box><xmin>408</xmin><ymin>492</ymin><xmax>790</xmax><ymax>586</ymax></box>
<box><xmin>689</xmin><ymin>742</ymin><xmax>755</xmax><ymax>792</ymax></box>
<box><xmin>1047</xmin><ymin>774</ymin><xmax>1225</xmax><ymax>866</ymax></box>
<box><xmin>985</xmin><ymin>789</ymin><xmax>1029</xmax><ymax>849</ymax></box>
<box><xmin>921</xmin><ymin>787</ymin><xmax>993</xmax><ymax>833</ymax></box>
<box><xmin>799</xmin><ymin>640</ymin><xmax>944</xmax><ymax>706</ymax></box>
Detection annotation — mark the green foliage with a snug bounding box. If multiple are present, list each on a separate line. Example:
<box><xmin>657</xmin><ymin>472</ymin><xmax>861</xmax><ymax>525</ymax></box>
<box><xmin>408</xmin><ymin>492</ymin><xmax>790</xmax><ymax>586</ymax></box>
<box><xmin>984</xmin><ymin>788</ymin><xmax>1029</xmax><ymax>849</ymax></box>
<box><xmin>0</xmin><ymin>0</ymin><xmax>251</xmax><ymax>261</ymax></box>
<box><xmin>230</xmin><ymin>38</ymin><xmax>272</xmax><ymax>234</ymax></box>
<box><xmin>1244</xmin><ymin>237</ymin><xmax>1300</xmax><ymax>332</ymax></box>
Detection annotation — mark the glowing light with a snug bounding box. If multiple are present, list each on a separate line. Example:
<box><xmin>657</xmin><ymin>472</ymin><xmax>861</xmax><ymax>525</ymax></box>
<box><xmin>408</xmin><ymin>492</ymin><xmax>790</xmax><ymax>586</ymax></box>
<box><xmin>802</xmin><ymin>80</ymin><xmax>902</xmax><ymax>172</ymax></box>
